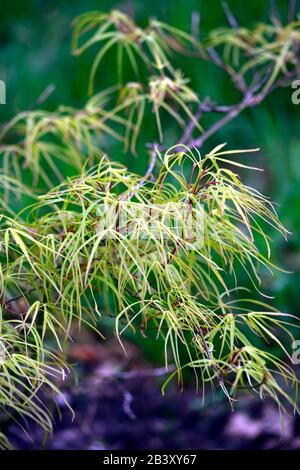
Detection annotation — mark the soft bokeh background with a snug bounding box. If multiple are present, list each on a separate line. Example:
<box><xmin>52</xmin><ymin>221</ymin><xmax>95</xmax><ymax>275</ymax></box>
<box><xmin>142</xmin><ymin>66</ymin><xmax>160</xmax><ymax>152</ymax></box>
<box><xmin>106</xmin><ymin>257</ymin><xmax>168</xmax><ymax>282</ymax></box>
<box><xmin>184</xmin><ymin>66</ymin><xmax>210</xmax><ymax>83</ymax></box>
<box><xmin>1</xmin><ymin>0</ymin><xmax>300</xmax><ymax>449</ymax></box>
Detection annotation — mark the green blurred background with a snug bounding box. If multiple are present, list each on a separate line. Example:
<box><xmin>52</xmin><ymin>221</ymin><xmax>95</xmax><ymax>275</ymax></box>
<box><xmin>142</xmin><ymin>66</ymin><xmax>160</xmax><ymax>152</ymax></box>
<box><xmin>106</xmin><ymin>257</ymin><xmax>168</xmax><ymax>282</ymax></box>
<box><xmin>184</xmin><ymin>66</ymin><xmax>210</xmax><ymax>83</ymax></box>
<box><xmin>0</xmin><ymin>0</ymin><xmax>299</xmax><ymax>364</ymax></box>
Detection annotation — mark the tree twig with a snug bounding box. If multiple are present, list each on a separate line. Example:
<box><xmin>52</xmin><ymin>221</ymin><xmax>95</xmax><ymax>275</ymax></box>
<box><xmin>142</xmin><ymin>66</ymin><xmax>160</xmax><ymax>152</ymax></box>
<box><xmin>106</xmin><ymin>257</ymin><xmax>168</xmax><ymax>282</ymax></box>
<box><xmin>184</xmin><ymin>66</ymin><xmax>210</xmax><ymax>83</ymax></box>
<box><xmin>222</xmin><ymin>1</ymin><xmax>239</xmax><ymax>29</ymax></box>
<box><xmin>122</xmin><ymin>148</ymin><xmax>158</xmax><ymax>200</ymax></box>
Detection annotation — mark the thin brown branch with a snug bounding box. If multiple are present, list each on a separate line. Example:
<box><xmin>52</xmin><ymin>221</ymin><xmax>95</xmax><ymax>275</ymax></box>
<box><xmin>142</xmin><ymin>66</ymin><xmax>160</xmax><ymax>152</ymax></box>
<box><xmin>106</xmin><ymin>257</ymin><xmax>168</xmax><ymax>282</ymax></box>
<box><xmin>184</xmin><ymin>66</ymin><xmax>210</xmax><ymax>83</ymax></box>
<box><xmin>221</xmin><ymin>1</ymin><xmax>239</xmax><ymax>29</ymax></box>
<box><xmin>122</xmin><ymin>148</ymin><xmax>158</xmax><ymax>200</ymax></box>
<box><xmin>197</xmin><ymin>327</ymin><xmax>226</xmax><ymax>389</ymax></box>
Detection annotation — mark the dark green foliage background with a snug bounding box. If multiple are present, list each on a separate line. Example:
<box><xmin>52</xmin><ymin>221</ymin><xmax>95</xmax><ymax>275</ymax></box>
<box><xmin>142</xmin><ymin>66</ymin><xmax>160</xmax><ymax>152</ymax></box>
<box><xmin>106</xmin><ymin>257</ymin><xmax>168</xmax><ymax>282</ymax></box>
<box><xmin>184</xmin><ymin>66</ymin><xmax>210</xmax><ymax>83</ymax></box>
<box><xmin>0</xmin><ymin>0</ymin><xmax>299</xmax><ymax>363</ymax></box>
